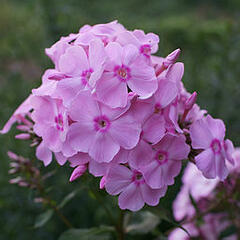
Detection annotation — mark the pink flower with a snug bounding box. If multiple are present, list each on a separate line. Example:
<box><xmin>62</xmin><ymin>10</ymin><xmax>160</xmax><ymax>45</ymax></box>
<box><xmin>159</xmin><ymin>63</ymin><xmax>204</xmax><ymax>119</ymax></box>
<box><xmin>116</xmin><ymin>29</ymin><xmax>159</xmax><ymax>57</ymax></box>
<box><xmin>105</xmin><ymin>164</ymin><xmax>167</xmax><ymax>211</ymax></box>
<box><xmin>190</xmin><ymin>115</ymin><xmax>234</xmax><ymax>180</ymax></box>
<box><xmin>173</xmin><ymin>162</ymin><xmax>219</xmax><ymax>221</ymax></box>
<box><xmin>66</xmin><ymin>90</ymin><xmax>141</xmax><ymax>163</ymax></box>
<box><xmin>142</xmin><ymin>78</ymin><xmax>178</xmax><ymax>144</ymax></box>
<box><xmin>95</xmin><ymin>42</ymin><xmax>157</xmax><ymax>108</ymax></box>
<box><xmin>51</xmin><ymin>39</ymin><xmax>106</xmax><ymax>106</ymax></box>
<box><xmin>31</xmin><ymin>96</ymin><xmax>68</xmax><ymax>152</ymax></box>
<box><xmin>138</xmin><ymin>134</ymin><xmax>190</xmax><ymax>188</ymax></box>
<box><xmin>0</xmin><ymin>94</ymin><xmax>33</xmax><ymax>134</ymax></box>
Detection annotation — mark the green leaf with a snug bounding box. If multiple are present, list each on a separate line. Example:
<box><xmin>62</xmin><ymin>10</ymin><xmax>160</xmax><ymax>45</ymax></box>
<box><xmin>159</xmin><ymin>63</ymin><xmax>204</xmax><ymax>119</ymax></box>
<box><xmin>125</xmin><ymin>211</ymin><xmax>160</xmax><ymax>234</ymax></box>
<box><xmin>58</xmin><ymin>226</ymin><xmax>114</xmax><ymax>240</ymax></box>
<box><xmin>147</xmin><ymin>207</ymin><xmax>190</xmax><ymax>237</ymax></box>
<box><xmin>219</xmin><ymin>225</ymin><xmax>237</xmax><ymax>239</ymax></box>
<box><xmin>58</xmin><ymin>190</ymin><xmax>78</xmax><ymax>209</ymax></box>
<box><xmin>34</xmin><ymin>209</ymin><xmax>53</xmax><ymax>228</ymax></box>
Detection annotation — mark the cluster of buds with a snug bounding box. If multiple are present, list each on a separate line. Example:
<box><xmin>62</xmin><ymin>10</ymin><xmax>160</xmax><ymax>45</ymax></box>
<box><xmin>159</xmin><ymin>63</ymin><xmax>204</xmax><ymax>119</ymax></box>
<box><xmin>0</xmin><ymin>21</ymin><xmax>236</xmax><ymax>211</ymax></box>
<box><xmin>8</xmin><ymin>151</ymin><xmax>40</xmax><ymax>189</ymax></box>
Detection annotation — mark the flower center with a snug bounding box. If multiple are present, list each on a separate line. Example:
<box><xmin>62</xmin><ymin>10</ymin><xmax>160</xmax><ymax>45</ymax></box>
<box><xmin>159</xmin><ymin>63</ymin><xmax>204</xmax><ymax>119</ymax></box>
<box><xmin>154</xmin><ymin>103</ymin><xmax>162</xmax><ymax>114</ymax></box>
<box><xmin>155</xmin><ymin>150</ymin><xmax>168</xmax><ymax>165</ymax></box>
<box><xmin>211</xmin><ymin>139</ymin><xmax>221</xmax><ymax>154</ymax></box>
<box><xmin>140</xmin><ymin>44</ymin><xmax>151</xmax><ymax>57</ymax></box>
<box><xmin>114</xmin><ymin>65</ymin><xmax>131</xmax><ymax>82</ymax></box>
<box><xmin>55</xmin><ymin>114</ymin><xmax>64</xmax><ymax>131</ymax></box>
<box><xmin>132</xmin><ymin>170</ymin><xmax>144</xmax><ymax>185</ymax></box>
<box><xmin>94</xmin><ymin>115</ymin><xmax>111</xmax><ymax>132</ymax></box>
<box><xmin>81</xmin><ymin>68</ymin><xmax>93</xmax><ymax>85</ymax></box>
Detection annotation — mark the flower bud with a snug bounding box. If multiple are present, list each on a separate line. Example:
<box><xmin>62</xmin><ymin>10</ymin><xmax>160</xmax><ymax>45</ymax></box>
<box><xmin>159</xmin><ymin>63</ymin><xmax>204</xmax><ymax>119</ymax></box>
<box><xmin>69</xmin><ymin>165</ymin><xmax>87</xmax><ymax>182</ymax></box>
<box><xmin>15</xmin><ymin>133</ymin><xmax>31</xmax><ymax>140</ymax></box>
<box><xmin>185</xmin><ymin>92</ymin><xmax>197</xmax><ymax>111</ymax></box>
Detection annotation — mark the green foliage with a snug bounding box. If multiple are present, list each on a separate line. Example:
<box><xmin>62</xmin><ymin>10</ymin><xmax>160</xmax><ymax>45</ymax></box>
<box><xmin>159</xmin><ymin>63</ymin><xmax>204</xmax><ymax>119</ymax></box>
<box><xmin>34</xmin><ymin>209</ymin><xmax>54</xmax><ymax>228</ymax></box>
<box><xmin>59</xmin><ymin>227</ymin><xmax>114</xmax><ymax>240</ymax></box>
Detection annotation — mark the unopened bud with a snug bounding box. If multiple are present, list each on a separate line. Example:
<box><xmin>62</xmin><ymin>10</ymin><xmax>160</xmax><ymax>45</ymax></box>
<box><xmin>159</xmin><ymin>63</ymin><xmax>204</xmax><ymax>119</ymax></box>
<box><xmin>18</xmin><ymin>181</ymin><xmax>29</xmax><ymax>187</ymax></box>
<box><xmin>100</xmin><ymin>176</ymin><xmax>106</xmax><ymax>189</ymax></box>
<box><xmin>69</xmin><ymin>165</ymin><xmax>87</xmax><ymax>182</ymax></box>
<box><xmin>9</xmin><ymin>176</ymin><xmax>23</xmax><ymax>184</ymax></box>
<box><xmin>185</xmin><ymin>92</ymin><xmax>197</xmax><ymax>111</ymax></box>
<box><xmin>16</xmin><ymin>125</ymin><xmax>31</xmax><ymax>131</ymax></box>
<box><xmin>163</xmin><ymin>48</ymin><xmax>181</xmax><ymax>68</ymax></box>
<box><xmin>15</xmin><ymin>133</ymin><xmax>31</xmax><ymax>140</ymax></box>
<box><xmin>7</xmin><ymin>151</ymin><xmax>18</xmax><ymax>160</ymax></box>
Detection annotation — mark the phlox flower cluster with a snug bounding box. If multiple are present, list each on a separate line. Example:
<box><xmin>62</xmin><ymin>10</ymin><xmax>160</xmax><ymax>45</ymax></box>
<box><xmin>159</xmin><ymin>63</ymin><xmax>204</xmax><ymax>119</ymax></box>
<box><xmin>169</xmin><ymin>149</ymin><xmax>240</xmax><ymax>239</ymax></box>
<box><xmin>0</xmin><ymin>21</ymin><xmax>236</xmax><ymax>211</ymax></box>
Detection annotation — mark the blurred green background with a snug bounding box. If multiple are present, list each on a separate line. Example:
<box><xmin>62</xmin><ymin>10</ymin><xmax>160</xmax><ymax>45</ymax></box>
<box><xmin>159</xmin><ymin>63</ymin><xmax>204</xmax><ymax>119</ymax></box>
<box><xmin>0</xmin><ymin>0</ymin><xmax>240</xmax><ymax>239</ymax></box>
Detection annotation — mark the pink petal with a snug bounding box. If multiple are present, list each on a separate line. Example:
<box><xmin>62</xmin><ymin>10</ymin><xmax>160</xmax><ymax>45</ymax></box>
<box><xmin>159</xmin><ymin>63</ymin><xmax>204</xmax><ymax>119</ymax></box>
<box><xmin>215</xmin><ymin>154</ymin><xmax>228</xmax><ymax>181</ymax></box>
<box><xmin>117</xmin><ymin>31</ymin><xmax>139</xmax><ymax>47</ymax></box>
<box><xmin>54</xmin><ymin>152</ymin><xmax>67</xmax><ymax>165</ymax></box>
<box><xmin>59</xmin><ymin>46</ymin><xmax>89</xmax><ymax>76</ymax></box>
<box><xmin>69</xmin><ymin>90</ymin><xmax>100</xmax><ymax>122</ymax></box>
<box><xmin>89</xmin><ymin>132</ymin><xmax>120</xmax><ymax>163</ymax></box>
<box><xmin>206</xmin><ymin>115</ymin><xmax>226</xmax><ymax>141</ymax></box>
<box><xmin>224</xmin><ymin>139</ymin><xmax>235</xmax><ymax>165</ymax></box>
<box><xmin>36</xmin><ymin>142</ymin><xmax>52</xmax><ymax>166</ymax></box>
<box><xmin>89</xmin><ymin>160</ymin><xmax>109</xmax><ymax>177</ymax></box>
<box><xmin>109</xmin><ymin>114</ymin><xmax>141</xmax><ymax>149</ymax></box>
<box><xmin>128</xmin><ymin>139</ymin><xmax>153</xmax><ymax>169</ymax></box>
<box><xmin>118</xmin><ymin>182</ymin><xmax>144</xmax><ymax>211</ymax></box>
<box><xmin>142</xmin><ymin>161</ymin><xmax>165</xmax><ymax>188</ymax></box>
<box><xmin>154</xmin><ymin>79</ymin><xmax>178</xmax><ymax>108</ymax></box>
<box><xmin>122</xmin><ymin>44</ymin><xmax>139</xmax><ymax>66</ymax></box>
<box><xmin>89</xmin><ymin>39</ymin><xmax>106</xmax><ymax>70</ymax></box>
<box><xmin>105</xmin><ymin>42</ymin><xmax>122</xmax><ymax>66</ymax></box>
<box><xmin>140</xmin><ymin>183</ymin><xmax>167</xmax><ymax>206</ymax></box>
<box><xmin>32</xmin><ymin>80</ymin><xmax>58</xmax><ymax>97</ymax></box>
<box><xmin>67</xmin><ymin>122</ymin><xmax>95</xmax><ymax>153</ymax></box>
<box><xmin>128</xmin><ymin>61</ymin><xmax>157</xmax><ymax>98</ymax></box>
<box><xmin>142</xmin><ymin>114</ymin><xmax>166</xmax><ymax>144</ymax></box>
<box><xmin>0</xmin><ymin>94</ymin><xmax>33</xmax><ymax>134</ymax></box>
<box><xmin>154</xmin><ymin>134</ymin><xmax>190</xmax><ymax>161</ymax></box>
<box><xmin>190</xmin><ymin>118</ymin><xmax>213</xmax><ymax>149</ymax></box>
<box><xmin>68</xmin><ymin>152</ymin><xmax>91</xmax><ymax>167</ymax></box>
<box><xmin>53</xmin><ymin>77</ymin><xmax>83</xmax><ymax>107</ymax></box>
<box><xmin>195</xmin><ymin>149</ymin><xmax>216</xmax><ymax>179</ymax></box>
<box><xmin>105</xmin><ymin>165</ymin><xmax>132</xmax><ymax>195</ymax></box>
<box><xmin>166</xmin><ymin>62</ymin><xmax>184</xmax><ymax>90</ymax></box>
<box><xmin>96</xmin><ymin>73</ymin><xmax>128</xmax><ymax>108</ymax></box>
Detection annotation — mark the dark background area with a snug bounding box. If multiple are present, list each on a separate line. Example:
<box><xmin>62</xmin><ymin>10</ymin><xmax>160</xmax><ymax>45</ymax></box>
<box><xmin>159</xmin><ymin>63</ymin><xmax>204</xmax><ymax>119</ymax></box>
<box><xmin>0</xmin><ymin>0</ymin><xmax>240</xmax><ymax>239</ymax></box>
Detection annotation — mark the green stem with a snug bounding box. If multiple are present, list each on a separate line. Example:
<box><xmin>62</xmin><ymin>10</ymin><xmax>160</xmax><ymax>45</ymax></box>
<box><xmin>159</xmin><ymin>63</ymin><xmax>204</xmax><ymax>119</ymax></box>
<box><xmin>116</xmin><ymin>209</ymin><xmax>125</xmax><ymax>240</ymax></box>
<box><xmin>36</xmin><ymin>181</ymin><xmax>73</xmax><ymax>229</ymax></box>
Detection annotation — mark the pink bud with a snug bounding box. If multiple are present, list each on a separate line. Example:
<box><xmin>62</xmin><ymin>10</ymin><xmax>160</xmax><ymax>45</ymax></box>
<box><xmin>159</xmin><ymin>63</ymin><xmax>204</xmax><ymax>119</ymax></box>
<box><xmin>15</xmin><ymin>133</ymin><xmax>31</xmax><ymax>140</ymax></box>
<box><xmin>7</xmin><ymin>151</ymin><xmax>18</xmax><ymax>160</ymax></box>
<box><xmin>185</xmin><ymin>92</ymin><xmax>197</xmax><ymax>110</ymax></box>
<box><xmin>100</xmin><ymin>176</ymin><xmax>106</xmax><ymax>189</ymax></box>
<box><xmin>9</xmin><ymin>176</ymin><xmax>22</xmax><ymax>184</ymax></box>
<box><xmin>163</xmin><ymin>48</ymin><xmax>181</xmax><ymax>68</ymax></box>
<box><xmin>69</xmin><ymin>165</ymin><xmax>87</xmax><ymax>182</ymax></box>
<box><xmin>16</xmin><ymin>125</ymin><xmax>31</xmax><ymax>131</ymax></box>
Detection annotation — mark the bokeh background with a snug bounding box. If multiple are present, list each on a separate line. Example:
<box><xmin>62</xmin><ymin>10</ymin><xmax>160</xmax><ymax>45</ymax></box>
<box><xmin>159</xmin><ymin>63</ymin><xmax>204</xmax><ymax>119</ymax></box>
<box><xmin>0</xmin><ymin>0</ymin><xmax>240</xmax><ymax>239</ymax></box>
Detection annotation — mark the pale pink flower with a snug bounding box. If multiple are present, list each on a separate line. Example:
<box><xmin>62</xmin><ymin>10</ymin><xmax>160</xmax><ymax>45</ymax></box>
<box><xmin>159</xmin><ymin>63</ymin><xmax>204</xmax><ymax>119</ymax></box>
<box><xmin>116</xmin><ymin>29</ymin><xmax>159</xmax><ymax>57</ymax></box>
<box><xmin>31</xmin><ymin>96</ymin><xmax>68</xmax><ymax>152</ymax></box>
<box><xmin>0</xmin><ymin>94</ymin><xmax>33</xmax><ymax>134</ymax></box>
<box><xmin>66</xmin><ymin>90</ymin><xmax>141</xmax><ymax>163</ymax></box>
<box><xmin>105</xmin><ymin>164</ymin><xmax>167</xmax><ymax>211</ymax></box>
<box><xmin>95</xmin><ymin>42</ymin><xmax>157</xmax><ymax>108</ymax></box>
<box><xmin>190</xmin><ymin>115</ymin><xmax>234</xmax><ymax>180</ymax></box>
